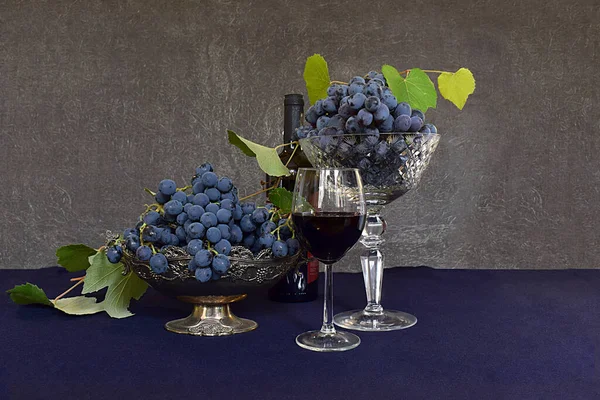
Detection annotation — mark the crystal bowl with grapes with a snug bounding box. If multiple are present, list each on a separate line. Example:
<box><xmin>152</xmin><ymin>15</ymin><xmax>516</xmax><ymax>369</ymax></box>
<box><xmin>106</xmin><ymin>162</ymin><xmax>302</xmax><ymax>336</ymax></box>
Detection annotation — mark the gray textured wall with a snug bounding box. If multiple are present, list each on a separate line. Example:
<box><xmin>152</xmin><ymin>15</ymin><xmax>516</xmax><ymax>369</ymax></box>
<box><xmin>1</xmin><ymin>0</ymin><xmax>599</xmax><ymax>270</ymax></box>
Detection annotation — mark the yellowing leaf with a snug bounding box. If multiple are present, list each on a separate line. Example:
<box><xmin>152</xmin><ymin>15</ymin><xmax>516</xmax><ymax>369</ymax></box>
<box><xmin>303</xmin><ymin>54</ymin><xmax>331</xmax><ymax>105</ymax></box>
<box><xmin>227</xmin><ymin>130</ymin><xmax>290</xmax><ymax>177</ymax></box>
<box><xmin>437</xmin><ymin>68</ymin><xmax>475</xmax><ymax>110</ymax></box>
<box><xmin>54</xmin><ymin>296</ymin><xmax>105</xmax><ymax>315</ymax></box>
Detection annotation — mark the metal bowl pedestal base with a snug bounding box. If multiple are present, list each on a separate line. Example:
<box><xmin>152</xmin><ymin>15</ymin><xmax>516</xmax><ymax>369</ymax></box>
<box><xmin>165</xmin><ymin>294</ymin><xmax>257</xmax><ymax>336</ymax></box>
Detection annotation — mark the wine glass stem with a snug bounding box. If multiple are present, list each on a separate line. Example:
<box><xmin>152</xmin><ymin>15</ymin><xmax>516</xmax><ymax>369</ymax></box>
<box><xmin>320</xmin><ymin>264</ymin><xmax>336</xmax><ymax>335</ymax></box>
<box><xmin>360</xmin><ymin>211</ymin><xmax>386</xmax><ymax>314</ymax></box>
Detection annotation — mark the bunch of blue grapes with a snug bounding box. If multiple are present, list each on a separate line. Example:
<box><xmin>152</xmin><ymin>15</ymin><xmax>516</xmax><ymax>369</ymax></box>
<box><xmin>294</xmin><ymin>71</ymin><xmax>437</xmax><ymax>140</ymax></box>
<box><xmin>104</xmin><ymin>163</ymin><xmax>299</xmax><ymax>283</ymax></box>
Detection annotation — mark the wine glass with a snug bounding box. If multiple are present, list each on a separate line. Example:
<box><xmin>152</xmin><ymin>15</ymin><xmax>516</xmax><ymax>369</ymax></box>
<box><xmin>291</xmin><ymin>167</ymin><xmax>367</xmax><ymax>352</ymax></box>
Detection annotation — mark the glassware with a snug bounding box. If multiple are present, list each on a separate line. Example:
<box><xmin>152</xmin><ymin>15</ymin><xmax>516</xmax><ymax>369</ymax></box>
<box><xmin>291</xmin><ymin>168</ymin><xmax>367</xmax><ymax>351</ymax></box>
<box><xmin>299</xmin><ymin>132</ymin><xmax>440</xmax><ymax>331</ymax></box>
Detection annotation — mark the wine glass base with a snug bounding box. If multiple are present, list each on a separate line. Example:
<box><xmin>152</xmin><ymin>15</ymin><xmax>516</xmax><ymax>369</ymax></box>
<box><xmin>295</xmin><ymin>330</ymin><xmax>361</xmax><ymax>352</ymax></box>
<box><xmin>333</xmin><ymin>309</ymin><xmax>417</xmax><ymax>331</ymax></box>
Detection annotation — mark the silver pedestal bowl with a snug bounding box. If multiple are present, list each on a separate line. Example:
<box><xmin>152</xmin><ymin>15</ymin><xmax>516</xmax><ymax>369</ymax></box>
<box><xmin>300</xmin><ymin>132</ymin><xmax>440</xmax><ymax>332</ymax></box>
<box><xmin>123</xmin><ymin>246</ymin><xmax>299</xmax><ymax>336</ymax></box>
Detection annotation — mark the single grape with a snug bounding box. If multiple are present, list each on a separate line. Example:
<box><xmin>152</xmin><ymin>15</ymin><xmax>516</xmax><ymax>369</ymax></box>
<box><xmin>183</xmin><ymin>203</ymin><xmax>193</xmax><ymax>214</ymax></box>
<box><xmin>419</xmin><ymin>125</ymin><xmax>431</xmax><ymax>134</ymax></box>
<box><xmin>201</xmin><ymin>172</ymin><xmax>218</xmax><ymax>188</ymax></box>
<box><xmin>251</xmin><ymin>208</ymin><xmax>269</xmax><ymax>224</ymax></box>
<box><xmin>154</xmin><ymin>192</ymin><xmax>170</xmax><ymax>204</ymax></box>
<box><xmin>195</xmin><ymin>267</ymin><xmax>212</xmax><ymax>283</ymax></box>
<box><xmin>106</xmin><ymin>247</ymin><xmax>122</xmax><ymax>264</ymax></box>
<box><xmin>217</xmin><ymin>224</ymin><xmax>231</xmax><ymax>240</ymax></box>
<box><xmin>233</xmin><ymin>204</ymin><xmax>243</xmax><ymax>221</ymax></box>
<box><xmin>219</xmin><ymin>199</ymin><xmax>234</xmax><ymax>211</ymax></box>
<box><xmin>220</xmin><ymin>191</ymin><xmax>236</xmax><ymax>202</ymax></box>
<box><xmin>242</xmin><ymin>233</ymin><xmax>256</xmax><ymax>248</ymax></box>
<box><xmin>206</xmin><ymin>227</ymin><xmax>222</xmax><ymax>244</ymax></box>
<box><xmin>175</xmin><ymin>226</ymin><xmax>187</xmax><ymax>243</ymax></box>
<box><xmin>214</xmin><ymin>239</ymin><xmax>232</xmax><ymax>255</ymax></box>
<box><xmin>187</xmin><ymin>205</ymin><xmax>205</xmax><ymax>221</ymax></box>
<box><xmin>294</xmin><ymin>125</ymin><xmax>310</xmax><ymax>140</ymax></box>
<box><xmin>357</xmin><ymin>109</ymin><xmax>374</xmax><ymax>126</ymax></box>
<box><xmin>136</xmin><ymin>245</ymin><xmax>152</xmax><ymax>261</ymax></box>
<box><xmin>164</xmin><ymin>200</ymin><xmax>183</xmax><ymax>216</ymax></box>
<box><xmin>187</xmin><ymin>222</ymin><xmax>206</xmax><ymax>239</ymax></box>
<box><xmin>339</xmin><ymin>96</ymin><xmax>350</xmax><ymax>107</ymax></box>
<box><xmin>149</xmin><ymin>253</ymin><xmax>168</xmax><ymax>274</ymax></box>
<box><xmin>393</xmin><ymin>115</ymin><xmax>411</xmax><ymax>132</ymax></box>
<box><xmin>186</xmin><ymin>239</ymin><xmax>204</xmax><ymax>256</ymax></box>
<box><xmin>259</xmin><ymin>233</ymin><xmax>276</xmax><ymax>248</ymax></box>
<box><xmin>212</xmin><ymin>254</ymin><xmax>230</xmax><ymax>274</ymax></box>
<box><xmin>365</xmin><ymin>96</ymin><xmax>380</xmax><ymax>112</ymax></box>
<box><xmin>277</xmin><ymin>219</ymin><xmax>292</xmax><ymax>238</ymax></box>
<box><xmin>176</xmin><ymin>212</ymin><xmax>189</xmax><ymax>225</ymax></box>
<box><xmin>240</xmin><ymin>215</ymin><xmax>256</xmax><ymax>233</ymax></box>
<box><xmin>260</xmin><ymin>221</ymin><xmax>277</xmax><ymax>235</ymax></box>
<box><xmin>313</xmin><ymin>100</ymin><xmax>325</xmax><ymax>116</ymax></box>
<box><xmin>322</xmin><ymin>97</ymin><xmax>338</xmax><ymax>114</ymax></box>
<box><xmin>142</xmin><ymin>225</ymin><xmax>161</xmax><ymax>243</ymax></box>
<box><xmin>345</xmin><ymin>116</ymin><xmax>361</xmax><ymax>133</ymax></box>
<box><xmin>411</xmin><ymin>109</ymin><xmax>425</xmax><ymax>121</ymax></box>
<box><xmin>409</xmin><ymin>116</ymin><xmax>423</xmax><ymax>132</ymax></box>
<box><xmin>126</xmin><ymin>235</ymin><xmax>140</xmax><ymax>251</ymax></box>
<box><xmin>194</xmin><ymin>249</ymin><xmax>213</xmax><ymax>267</ymax></box>
<box><xmin>171</xmin><ymin>191</ymin><xmax>188</xmax><ymax>204</ymax></box>
<box><xmin>192</xmin><ymin>181</ymin><xmax>205</xmax><ymax>195</ymax></box>
<box><xmin>394</xmin><ymin>102</ymin><xmax>412</xmax><ymax>118</ymax></box>
<box><xmin>272</xmin><ymin>240</ymin><xmax>289</xmax><ymax>257</ymax></box>
<box><xmin>159</xmin><ymin>228</ymin><xmax>172</xmax><ymax>244</ymax></box>
<box><xmin>363</xmin><ymin>82</ymin><xmax>382</xmax><ymax>98</ymax></box>
<box><xmin>381</xmin><ymin>93</ymin><xmax>398</xmax><ymax>110</ymax></box>
<box><xmin>370</xmin><ymin>78</ymin><xmax>385</xmax><ymax>87</ymax></box>
<box><xmin>183</xmin><ymin>219</ymin><xmax>192</xmax><ymax>231</ymax></box>
<box><xmin>366</xmin><ymin>71</ymin><xmax>378</xmax><ymax>79</ymax></box>
<box><xmin>158</xmin><ymin>179</ymin><xmax>177</xmax><ymax>196</ymax></box>
<box><xmin>348</xmin><ymin>93</ymin><xmax>366</xmax><ymax>110</ymax></box>
<box><xmin>187</xmin><ymin>259</ymin><xmax>198</xmax><ymax>272</ymax></box>
<box><xmin>205</xmin><ymin>203</ymin><xmax>220</xmax><ymax>214</ymax></box>
<box><xmin>143</xmin><ymin>211</ymin><xmax>161</xmax><ymax>225</ymax></box>
<box><xmin>336</xmin><ymin>85</ymin><xmax>348</xmax><ymax>97</ymax></box>
<box><xmin>227</xmin><ymin>226</ymin><xmax>241</xmax><ymax>244</ymax></box>
<box><xmin>204</xmin><ymin>188</ymin><xmax>221</xmax><ymax>202</ymax></box>
<box><xmin>193</xmin><ymin>193</ymin><xmax>210</xmax><ymax>207</ymax></box>
<box><xmin>316</xmin><ymin>115</ymin><xmax>330</xmax><ymax>130</ymax></box>
<box><xmin>217</xmin><ymin>177</ymin><xmax>233</xmax><ymax>193</ymax></box>
<box><xmin>286</xmin><ymin>238</ymin><xmax>300</xmax><ymax>255</ymax></box>
<box><xmin>195</xmin><ymin>163</ymin><xmax>213</xmax><ymax>177</ymax></box>
<box><xmin>350</xmin><ymin>76</ymin><xmax>366</xmax><ymax>85</ymax></box>
<box><xmin>374</xmin><ymin>103</ymin><xmax>390</xmax><ymax>123</ymax></box>
<box><xmin>216</xmin><ymin>208</ymin><xmax>232</xmax><ymax>224</ymax></box>
<box><xmin>169</xmin><ymin>234</ymin><xmax>180</xmax><ymax>246</ymax></box>
<box><xmin>379</xmin><ymin>114</ymin><xmax>394</xmax><ymax>132</ymax></box>
<box><xmin>305</xmin><ymin>107</ymin><xmax>318</xmax><ymax>125</ymax></box>
<box><xmin>200</xmin><ymin>212</ymin><xmax>218</xmax><ymax>228</ymax></box>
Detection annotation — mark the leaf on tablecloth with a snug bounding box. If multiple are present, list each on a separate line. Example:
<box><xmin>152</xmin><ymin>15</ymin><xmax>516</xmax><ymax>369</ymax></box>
<box><xmin>6</xmin><ymin>283</ymin><xmax>54</xmax><ymax>306</ymax></box>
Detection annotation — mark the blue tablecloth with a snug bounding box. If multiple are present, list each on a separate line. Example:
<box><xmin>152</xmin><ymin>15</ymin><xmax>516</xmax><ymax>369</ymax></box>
<box><xmin>1</xmin><ymin>267</ymin><xmax>598</xmax><ymax>400</ymax></box>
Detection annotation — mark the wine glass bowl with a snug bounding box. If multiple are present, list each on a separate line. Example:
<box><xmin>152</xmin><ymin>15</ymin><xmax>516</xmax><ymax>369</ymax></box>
<box><xmin>299</xmin><ymin>133</ymin><xmax>441</xmax><ymax>332</ymax></box>
<box><xmin>122</xmin><ymin>246</ymin><xmax>299</xmax><ymax>336</ymax></box>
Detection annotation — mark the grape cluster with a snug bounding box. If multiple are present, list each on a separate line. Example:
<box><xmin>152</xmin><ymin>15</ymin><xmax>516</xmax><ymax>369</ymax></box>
<box><xmin>294</xmin><ymin>71</ymin><xmax>437</xmax><ymax>140</ymax></box>
<box><xmin>104</xmin><ymin>163</ymin><xmax>299</xmax><ymax>282</ymax></box>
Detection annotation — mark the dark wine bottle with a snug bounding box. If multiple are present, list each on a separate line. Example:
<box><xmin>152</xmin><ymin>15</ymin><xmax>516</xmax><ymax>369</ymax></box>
<box><xmin>267</xmin><ymin>94</ymin><xmax>319</xmax><ymax>302</ymax></box>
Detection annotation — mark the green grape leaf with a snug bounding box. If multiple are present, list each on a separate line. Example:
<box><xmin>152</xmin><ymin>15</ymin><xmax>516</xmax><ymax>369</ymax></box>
<box><xmin>54</xmin><ymin>296</ymin><xmax>105</xmax><ymax>315</ymax></box>
<box><xmin>56</xmin><ymin>244</ymin><xmax>97</xmax><ymax>272</ymax></box>
<box><xmin>382</xmin><ymin>65</ymin><xmax>437</xmax><ymax>112</ymax></box>
<box><xmin>268</xmin><ymin>188</ymin><xmax>293</xmax><ymax>214</ymax></box>
<box><xmin>6</xmin><ymin>283</ymin><xmax>54</xmax><ymax>306</ymax></box>
<box><xmin>303</xmin><ymin>54</ymin><xmax>331</xmax><ymax>105</ymax></box>
<box><xmin>437</xmin><ymin>68</ymin><xmax>476</xmax><ymax>110</ymax></box>
<box><xmin>83</xmin><ymin>252</ymin><xmax>148</xmax><ymax>318</ymax></box>
<box><xmin>227</xmin><ymin>130</ymin><xmax>290</xmax><ymax>177</ymax></box>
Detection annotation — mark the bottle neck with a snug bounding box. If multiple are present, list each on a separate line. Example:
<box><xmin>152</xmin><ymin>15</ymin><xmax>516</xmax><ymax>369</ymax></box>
<box><xmin>283</xmin><ymin>103</ymin><xmax>303</xmax><ymax>143</ymax></box>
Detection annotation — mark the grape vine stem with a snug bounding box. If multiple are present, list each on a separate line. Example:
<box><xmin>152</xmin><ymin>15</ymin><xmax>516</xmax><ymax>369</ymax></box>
<box><xmin>52</xmin><ymin>278</ymin><xmax>85</xmax><ymax>303</ymax></box>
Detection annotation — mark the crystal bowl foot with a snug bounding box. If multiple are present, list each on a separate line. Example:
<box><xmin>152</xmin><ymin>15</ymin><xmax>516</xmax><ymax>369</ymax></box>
<box><xmin>165</xmin><ymin>294</ymin><xmax>257</xmax><ymax>336</ymax></box>
<box><xmin>333</xmin><ymin>309</ymin><xmax>417</xmax><ymax>332</ymax></box>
